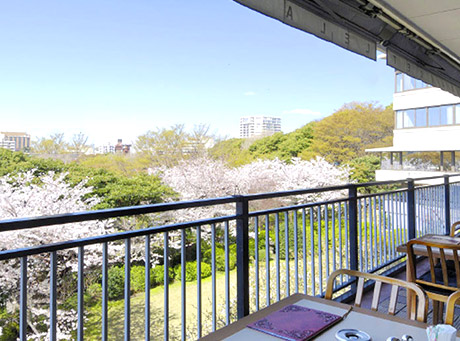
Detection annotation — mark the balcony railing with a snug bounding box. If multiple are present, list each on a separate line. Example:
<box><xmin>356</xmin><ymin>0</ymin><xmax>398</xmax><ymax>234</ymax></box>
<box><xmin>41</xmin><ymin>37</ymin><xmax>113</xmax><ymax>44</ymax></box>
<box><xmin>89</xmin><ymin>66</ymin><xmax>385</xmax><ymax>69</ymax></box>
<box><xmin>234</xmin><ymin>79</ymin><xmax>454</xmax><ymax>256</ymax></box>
<box><xmin>1</xmin><ymin>174</ymin><xmax>460</xmax><ymax>340</ymax></box>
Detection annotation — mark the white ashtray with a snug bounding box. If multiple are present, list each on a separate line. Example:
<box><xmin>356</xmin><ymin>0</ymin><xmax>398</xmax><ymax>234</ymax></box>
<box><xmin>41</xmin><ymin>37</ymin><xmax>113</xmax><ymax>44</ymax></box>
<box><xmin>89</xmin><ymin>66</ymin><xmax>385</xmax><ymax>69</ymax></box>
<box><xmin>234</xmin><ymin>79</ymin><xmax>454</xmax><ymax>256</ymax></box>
<box><xmin>335</xmin><ymin>328</ymin><xmax>372</xmax><ymax>341</ymax></box>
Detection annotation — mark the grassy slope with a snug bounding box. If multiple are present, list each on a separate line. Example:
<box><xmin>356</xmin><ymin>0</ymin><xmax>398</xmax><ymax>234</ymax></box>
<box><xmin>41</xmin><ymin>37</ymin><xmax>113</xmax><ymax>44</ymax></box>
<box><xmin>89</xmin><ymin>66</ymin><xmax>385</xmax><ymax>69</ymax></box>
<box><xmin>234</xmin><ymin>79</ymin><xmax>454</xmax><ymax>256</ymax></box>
<box><xmin>85</xmin><ymin>269</ymin><xmax>238</xmax><ymax>340</ymax></box>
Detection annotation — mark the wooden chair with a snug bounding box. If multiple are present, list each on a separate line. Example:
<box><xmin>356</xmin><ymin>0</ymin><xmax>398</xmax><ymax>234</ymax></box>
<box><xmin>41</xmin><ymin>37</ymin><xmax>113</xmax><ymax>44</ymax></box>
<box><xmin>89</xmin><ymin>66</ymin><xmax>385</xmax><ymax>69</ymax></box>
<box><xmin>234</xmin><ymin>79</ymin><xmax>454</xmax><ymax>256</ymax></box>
<box><xmin>406</xmin><ymin>239</ymin><xmax>460</xmax><ymax>324</ymax></box>
<box><xmin>450</xmin><ymin>221</ymin><xmax>460</xmax><ymax>237</ymax></box>
<box><xmin>445</xmin><ymin>290</ymin><xmax>460</xmax><ymax>325</ymax></box>
<box><xmin>325</xmin><ymin>269</ymin><xmax>428</xmax><ymax>322</ymax></box>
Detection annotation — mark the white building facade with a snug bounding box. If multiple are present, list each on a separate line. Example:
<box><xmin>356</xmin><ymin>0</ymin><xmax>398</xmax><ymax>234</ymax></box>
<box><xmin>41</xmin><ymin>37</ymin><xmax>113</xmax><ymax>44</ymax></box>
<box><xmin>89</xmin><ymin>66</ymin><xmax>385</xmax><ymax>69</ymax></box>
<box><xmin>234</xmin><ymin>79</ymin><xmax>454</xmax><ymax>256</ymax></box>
<box><xmin>239</xmin><ymin>116</ymin><xmax>281</xmax><ymax>138</ymax></box>
<box><xmin>367</xmin><ymin>72</ymin><xmax>460</xmax><ymax>183</ymax></box>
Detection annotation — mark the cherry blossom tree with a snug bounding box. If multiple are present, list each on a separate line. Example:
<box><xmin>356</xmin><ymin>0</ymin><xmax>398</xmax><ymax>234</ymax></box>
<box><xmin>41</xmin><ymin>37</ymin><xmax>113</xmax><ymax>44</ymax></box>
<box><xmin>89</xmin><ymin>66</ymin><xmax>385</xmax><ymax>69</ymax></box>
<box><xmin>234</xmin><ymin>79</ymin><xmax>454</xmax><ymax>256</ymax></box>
<box><xmin>0</xmin><ymin>170</ymin><xmax>113</xmax><ymax>339</ymax></box>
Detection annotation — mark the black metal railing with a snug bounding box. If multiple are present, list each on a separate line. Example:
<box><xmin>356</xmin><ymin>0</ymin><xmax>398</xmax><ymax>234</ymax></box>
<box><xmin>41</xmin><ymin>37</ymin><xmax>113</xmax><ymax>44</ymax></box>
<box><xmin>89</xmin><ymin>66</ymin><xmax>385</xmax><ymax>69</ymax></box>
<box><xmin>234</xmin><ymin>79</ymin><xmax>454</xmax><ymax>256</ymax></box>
<box><xmin>1</xmin><ymin>174</ymin><xmax>460</xmax><ymax>340</ymax></box>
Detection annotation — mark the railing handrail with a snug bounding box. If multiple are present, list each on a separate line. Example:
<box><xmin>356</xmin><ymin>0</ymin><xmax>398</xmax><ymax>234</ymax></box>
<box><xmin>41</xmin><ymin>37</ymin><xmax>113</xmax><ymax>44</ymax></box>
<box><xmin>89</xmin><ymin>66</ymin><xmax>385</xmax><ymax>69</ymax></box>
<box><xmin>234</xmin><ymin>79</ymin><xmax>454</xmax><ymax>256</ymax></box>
<box><xmin>1</xmin><ymin>172</ymin><xmax>460</xmax><ymax>234</ymax></box>
<box><xmin>0</xmin><ymin>214</ymin><xmax>238</xmax><ymax>260</ymax></box>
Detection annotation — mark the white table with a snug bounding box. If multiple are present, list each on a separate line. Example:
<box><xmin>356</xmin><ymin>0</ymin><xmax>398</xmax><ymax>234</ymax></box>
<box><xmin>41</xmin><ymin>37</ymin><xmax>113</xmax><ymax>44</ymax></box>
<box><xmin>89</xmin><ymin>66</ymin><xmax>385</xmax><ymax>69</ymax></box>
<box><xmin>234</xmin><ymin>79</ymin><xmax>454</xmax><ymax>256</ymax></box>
<box><xmin>201</xmin><ymin>294</ymin><xmax>460</xmax><ymax>340</ymax></box>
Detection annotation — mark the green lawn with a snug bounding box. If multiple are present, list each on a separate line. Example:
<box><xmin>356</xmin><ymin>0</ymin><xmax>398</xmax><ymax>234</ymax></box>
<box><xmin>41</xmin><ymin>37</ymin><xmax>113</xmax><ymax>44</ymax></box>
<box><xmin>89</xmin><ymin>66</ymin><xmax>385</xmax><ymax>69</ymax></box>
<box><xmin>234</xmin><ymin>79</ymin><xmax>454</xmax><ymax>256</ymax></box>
<box><xmin>85</xmin><ymin>268</ymin><xmax>238</xmax><ymax>340</ymax></box>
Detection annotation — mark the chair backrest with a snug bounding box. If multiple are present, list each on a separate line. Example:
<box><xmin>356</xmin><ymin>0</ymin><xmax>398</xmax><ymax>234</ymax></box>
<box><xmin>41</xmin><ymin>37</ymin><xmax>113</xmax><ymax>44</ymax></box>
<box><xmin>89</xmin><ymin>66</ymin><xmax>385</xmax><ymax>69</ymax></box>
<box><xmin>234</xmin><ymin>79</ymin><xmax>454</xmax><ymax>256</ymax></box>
<box><xmin>445</xmin><ymin>290</ymin><xmax>460</xmax><ymax>325</ymax></box>
<box><xmin>325</xmin><ymin>269</ymin><xmax>427</xmax><ymax>322</ymax></box>
<box><xmin>451</xmin><ymin>221</ymin><xmax>460</xmax><ymax>237</ymax></box>
<box><xmin>406</xmin><ymin>239</ymin><xmax>460</xmax><ymax>293</ymax></box>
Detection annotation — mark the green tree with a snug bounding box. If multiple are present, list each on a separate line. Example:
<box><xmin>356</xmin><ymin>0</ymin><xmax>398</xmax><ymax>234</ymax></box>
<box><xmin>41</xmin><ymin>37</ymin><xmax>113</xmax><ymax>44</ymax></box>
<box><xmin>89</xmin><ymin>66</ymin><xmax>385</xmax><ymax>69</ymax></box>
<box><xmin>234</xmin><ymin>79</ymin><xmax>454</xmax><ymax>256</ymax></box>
<box><xmin>32</xmin><ymin>133</ymin><xmax>69</xmax><ymax>154</ymax></box>
<box><xmin>135</xmin><ymin>124</ymin><xmax>213</xmax><ymax>168</ymax></box>
<box><xmin>78</xmin><ymin>153</ymin><xmax>144</xmax><ymax>176</ymax></box>
<box><xmin>0</xmin><ymin>149</ymin><xmax>173</xmax><ymax>209</ymax></box>
<box><xmin>69</xmin><ymin>132</ymin><xmax>89</xmax><ymax>154</ymax></box>
<box><xmin>249</xmin><ymin>122</ymin><xmax>315</xmax><ymax>161</ymax></box>
<box><xmin>309</xmin><ymin>102</ymin><xmax>393</xmax><ymax>164</ymax></box>
<box><xmin>208</xmin><ymin>138</ymin><xmax>253</xmax><ymax>167</ymax></box>
<box><xmin>347</xmin><ymin>155</ymin><xmax>380</xmax><ymax>184</ymax></box>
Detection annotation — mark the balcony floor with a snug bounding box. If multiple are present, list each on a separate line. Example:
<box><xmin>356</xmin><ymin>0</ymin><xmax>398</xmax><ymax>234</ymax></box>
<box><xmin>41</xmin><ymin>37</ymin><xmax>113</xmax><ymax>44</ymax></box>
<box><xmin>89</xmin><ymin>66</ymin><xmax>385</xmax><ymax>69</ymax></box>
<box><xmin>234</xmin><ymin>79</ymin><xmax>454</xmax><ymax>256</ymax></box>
<box><xmin>359</xmin><ymin>259</ymin><xmax>460</xmax><ymax>328</ymax></box>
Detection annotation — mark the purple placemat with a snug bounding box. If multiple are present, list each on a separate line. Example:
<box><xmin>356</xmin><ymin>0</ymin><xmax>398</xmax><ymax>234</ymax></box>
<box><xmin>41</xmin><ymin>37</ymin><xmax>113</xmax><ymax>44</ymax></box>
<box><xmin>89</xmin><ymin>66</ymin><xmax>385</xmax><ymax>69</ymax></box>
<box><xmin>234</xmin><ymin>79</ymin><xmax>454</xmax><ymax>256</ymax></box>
<box><xmin>247</xmin><ymin>304</ymin><xmax>342</xmax><ymax>341</ymax></box>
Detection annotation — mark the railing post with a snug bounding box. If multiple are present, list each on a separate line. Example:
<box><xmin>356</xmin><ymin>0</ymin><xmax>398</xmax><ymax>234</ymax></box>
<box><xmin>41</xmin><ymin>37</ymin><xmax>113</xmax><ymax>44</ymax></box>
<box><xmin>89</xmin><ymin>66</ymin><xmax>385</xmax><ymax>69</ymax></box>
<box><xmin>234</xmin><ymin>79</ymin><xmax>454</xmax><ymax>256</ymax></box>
<box><xmin>235</xmin><ymin>195</ymin><xmax>249</xmax><ymax>319</ymax></box>
<box><xmin>407</xmin><ymin>179</ymin><xmax>416</xmax><ymax>240</ymax></box>
<box><xmin>445</xmin><ymin>175</ymin><xmax>451</xmax><ymax>235</ymax></box>
<box><xmin>348</xmin><ymin>185</ymin><xmax>359</xmax><ymax>277</ymax></box>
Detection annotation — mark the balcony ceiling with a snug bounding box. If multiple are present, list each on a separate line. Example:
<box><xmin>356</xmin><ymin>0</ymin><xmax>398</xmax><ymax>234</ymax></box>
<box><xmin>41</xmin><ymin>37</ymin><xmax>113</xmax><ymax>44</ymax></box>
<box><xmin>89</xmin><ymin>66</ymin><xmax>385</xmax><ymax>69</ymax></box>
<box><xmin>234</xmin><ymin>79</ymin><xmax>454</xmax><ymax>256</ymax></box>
<box><xmin>234</xmin><ymin>0</ymin><xmax>460</xmax><ymax>97</ymax></box>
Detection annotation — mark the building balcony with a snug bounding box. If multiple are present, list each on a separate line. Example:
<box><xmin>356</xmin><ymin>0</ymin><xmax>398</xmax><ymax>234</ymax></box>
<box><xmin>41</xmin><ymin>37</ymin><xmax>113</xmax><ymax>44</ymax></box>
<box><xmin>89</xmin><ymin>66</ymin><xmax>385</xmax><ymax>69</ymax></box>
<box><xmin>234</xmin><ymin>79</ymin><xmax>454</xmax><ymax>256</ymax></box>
<box><xmin>1</xmin><ymin>174</ymin><xmax>460</xmax><ymax>339</ymax></box>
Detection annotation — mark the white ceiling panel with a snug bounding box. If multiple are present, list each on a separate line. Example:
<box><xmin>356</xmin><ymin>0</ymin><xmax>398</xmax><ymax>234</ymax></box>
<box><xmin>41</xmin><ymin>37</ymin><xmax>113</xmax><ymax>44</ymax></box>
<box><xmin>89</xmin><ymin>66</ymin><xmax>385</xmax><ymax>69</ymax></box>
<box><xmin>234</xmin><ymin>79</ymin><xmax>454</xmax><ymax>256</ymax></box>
<box><xmin>375</xmin><ymin>0</ymin><xmax>460</xmax><ymax>58</ymax></box>
<box><xmin>382</xmin><ymin>0</ymin><xmax>460</xmax><ymax>19</ymax></box>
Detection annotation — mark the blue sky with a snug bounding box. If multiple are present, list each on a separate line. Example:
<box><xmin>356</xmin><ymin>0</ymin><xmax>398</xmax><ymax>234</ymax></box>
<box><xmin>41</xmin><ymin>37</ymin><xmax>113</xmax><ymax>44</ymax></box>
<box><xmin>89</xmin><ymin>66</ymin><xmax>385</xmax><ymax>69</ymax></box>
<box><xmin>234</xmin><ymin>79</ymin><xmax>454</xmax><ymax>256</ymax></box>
<box><xmin>0</xmin><ymin>1</ymin><xmax>394</xmax><ymax>146</ymax></box>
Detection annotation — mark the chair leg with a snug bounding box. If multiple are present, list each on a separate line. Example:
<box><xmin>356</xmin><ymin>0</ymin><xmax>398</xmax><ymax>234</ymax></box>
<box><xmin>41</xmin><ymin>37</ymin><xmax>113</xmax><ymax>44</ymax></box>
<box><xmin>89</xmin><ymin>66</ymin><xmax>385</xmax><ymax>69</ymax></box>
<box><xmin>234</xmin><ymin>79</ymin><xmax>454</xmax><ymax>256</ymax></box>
<box><xmin>433</xmin><ymin>300</ymin><xmax>440</xmax><ymax>324</ymax></box>
<box><xmin>432</xmin><ymin>300</ymin><xmax>444</xmax><ymax>324</ymax></box>
<box><xmin>439</xmin><ymin>302</ymin><xmax>445</xmax><ymax>324</ymax></box>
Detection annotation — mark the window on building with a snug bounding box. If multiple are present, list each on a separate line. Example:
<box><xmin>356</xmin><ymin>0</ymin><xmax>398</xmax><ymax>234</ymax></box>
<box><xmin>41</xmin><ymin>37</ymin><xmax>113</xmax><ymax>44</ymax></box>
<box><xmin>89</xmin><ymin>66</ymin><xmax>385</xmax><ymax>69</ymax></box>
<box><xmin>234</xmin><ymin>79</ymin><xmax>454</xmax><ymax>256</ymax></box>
<box><xmin>415</xmin><ymin>108</ymin><xmax>427</xmax><ymax>127</ymax></box>
<box><xmin>440</xmin><ymin>105</ymin><xmax>454</xmax><ymax>125</ymax></box>
<box><xmin>415</xmin><ymin>79</ymin><xmax>425</xmax><ymax>89</ymax></box>
<box><xmin>396</xmin><ymin>73</ymin><xmax>403</xmax><ymax>92</ymax></box>
<box><xmin>396</xmin><ymin>110</ymin><xmax>403</xmax><ymax>128</ymax></box>
<box><xmin>403</xmin><ymin>74</ymin><xmax>415</xmax><ymax>91</ymax></box>
<box><xmin>456</xmin><ymin>104</ymin><xmax>460</xmax><ymax>124</ymax></box>
<box><xmin>403</xmin><ymin>110</ymin><xmax>415</xmax><ymax>128</ymax></box>
<box><xmin>428</xmin><ymin>106</ymin><xmax>441</xmax><ymax>126</ymax></box>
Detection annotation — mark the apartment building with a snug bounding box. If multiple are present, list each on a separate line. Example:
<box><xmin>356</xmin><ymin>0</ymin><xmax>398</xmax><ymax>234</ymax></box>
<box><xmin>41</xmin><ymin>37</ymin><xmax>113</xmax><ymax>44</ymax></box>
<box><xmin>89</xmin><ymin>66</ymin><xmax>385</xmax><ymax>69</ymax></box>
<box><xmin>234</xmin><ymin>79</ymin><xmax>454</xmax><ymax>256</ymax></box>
<box><xmin>239</xmin><ymin>116</ymin><xmax>281</xmax><ymax>138</ymax></box>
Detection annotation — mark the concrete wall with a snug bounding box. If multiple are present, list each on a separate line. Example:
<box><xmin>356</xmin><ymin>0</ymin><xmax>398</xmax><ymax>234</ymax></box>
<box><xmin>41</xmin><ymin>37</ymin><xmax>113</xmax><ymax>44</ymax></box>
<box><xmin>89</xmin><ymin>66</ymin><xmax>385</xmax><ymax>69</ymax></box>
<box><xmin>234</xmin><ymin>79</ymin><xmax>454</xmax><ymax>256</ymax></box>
<box><xmin>393</xmin><ymin>87</ymin><xmax>460</xmax><ymax>110</ymax></box>
<box><xmin>375</xmin><ymin>169</ymin><xmax>459</xmax><ymax>185</ymax></box>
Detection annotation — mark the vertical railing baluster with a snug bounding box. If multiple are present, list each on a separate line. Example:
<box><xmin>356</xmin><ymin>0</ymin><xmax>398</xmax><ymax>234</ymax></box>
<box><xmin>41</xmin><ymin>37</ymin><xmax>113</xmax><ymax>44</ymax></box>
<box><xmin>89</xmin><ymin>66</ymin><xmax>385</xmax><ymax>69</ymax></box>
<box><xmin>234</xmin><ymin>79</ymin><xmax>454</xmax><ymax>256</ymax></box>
<box><xmin>397</xmin><ymin>192</ymin><xmax>402</xmax><ymax>246</ymax></box>
<box><xmin>373</xmin><ymin>197</ymin><xmax>377</xmax><ymax>268</ymax></box>
<box><xmin>211</xmin><ymin>223</ymin><xmax>216</xmax><ymax>331</ymax></box>
<box><xmin>345</xmin><ymin>202</ymin><xmax>349</xmax><ymax>273</ymax></box>
<box><xmin>348</xmin><ymin>185</ymin><xmax>358</xmax><ymax>293</ymax></box>
<box><xmin>102</xmin><ymin>243</ymin><xmax>108</xmax><ymax>341</ymax></box>
<box><xmin>325</xmin><ymin>204</ymin><xmax>329</xmax><ymax>279</ymax></box>
<box><xmin>78</xmin><ymin>247</ymin><xmax>84</xmax><ymax>341</ymax></box>
<box><xmin>369</xmin><ymin>198</ymin><xmax>374</xmax><ymax>269</ymax></box>
<box><xmin>163</xmin><ymin>233</ymin><xmax>169</xmax><ymax>341</ymax></box>
<box><xmin>445</xmin><ymin>175</ymin><xmax>451</xmax><ymax>235</ymax></box>
<box><xmin>50</xmin><ymin>251</ymin><xmax>57</xmax><ymax>341</ymax></box>
<box><xmin>391</xmin><ymin>194</ymin><xmax>395</xmax><ymax>258</ymax></box>
<box><xmin>285</xmin><ymin>211</ymin><xmax>290</xmax><ymax>298</ymax></box>
<box><xmin>255</xmin><ymin>216</ymin><xmax>259</xmax><ymax>311</ymax></box>
<box><xmin>236</xmin><ymin>196</ymin><xmax>249</xmax><ymax>319</ymax></box>
<box><xmin>196</xmin><ymin>226</ymin><xmax>202</xmax><ymax>338</ymax></box>
<box><xmin>338</xmin><ymin>203</ymin><xmax>343</xmax><ymax>285</ymax></box>
<box><xmin>225</xmin><ymin>221</ymin><xmax>230</xmax><ymax>325</ymax></box>
<box><xmin>294</xmin><ymin>210</ymin><xmax>299</xmax><ymax>293</ymax></box>
<box><xmin>302</xmin><ymin>208</ymin><xmax>307</xmax><ymax>294</ymax></box>
<box><xmin>363</xmin><ymin>198</ymin><xmax>368</xmax><ymax>272</ymax></box>
<box><xmin>332</xmin><ymin>203</ymin><xmax>336</xmax><ymax>276</ymax></box>
<box><xmin>265</xmin><ymin>215</ymin><xmax>270</xmax><ymax>307</ymax></box>
<box><xmin>179</xmin><ymin>230</ymin><xmax>186</xmax><ymax>339</ymax></box>
<box><xmin>275</xmin><ymin>213</ymin><xmax>280</xmax><ymax>302</ymax></box>
<box><xmin>125</xmin><ymin>238</ymin><xmax>131</xmax><ymax>341</ymax></box>
<box><xmin>317</xmin><ymin>206</ymin><xmax>323</xmax><ymax>294</ymax></box>
<box><xmin>358</xmin><ymin>199</ymin><xmax>363</xmax><ymax>271</ymax></box>
<box><xmin>407</xmin><ymin>179</ymin><xmax>416</xmax><ymax>241</ymax></box>
<box><xmin>310</xmin><ymin>207</ymin><xmax>315</xmax><ymax>296</ymax></box>
<box><xmin>20</xmin><ymin>256</ymin><xmax>27</xmax><ymax>341</ymax></box>
<box><xmin>378</xmin><ymin>196</ymin><xmax>384</xmax><ymax>264</ymax></box>
<box><xmin>146</xmin><ymin>235</ymin><xmax>151</xmax><ymax>341</ymax></box>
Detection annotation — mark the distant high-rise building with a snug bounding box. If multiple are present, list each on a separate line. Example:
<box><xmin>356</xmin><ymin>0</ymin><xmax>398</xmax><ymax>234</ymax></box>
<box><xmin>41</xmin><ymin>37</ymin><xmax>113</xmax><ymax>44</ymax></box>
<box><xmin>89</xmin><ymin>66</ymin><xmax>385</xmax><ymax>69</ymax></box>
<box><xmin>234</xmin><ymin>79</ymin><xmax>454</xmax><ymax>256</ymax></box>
<box><xmin>239</xmin><ymin>116</ymin><xmax>281</xmax><ymax>138</ymax></box>
<box><xmin>115</xmin><ymin>139</ymin><xmax>131</xmax><ymax>154</ymax></box>
<box><xmin>0</xmin><ymin>132</ymin><xmax>30</xmax><ymax>151</ymax></box>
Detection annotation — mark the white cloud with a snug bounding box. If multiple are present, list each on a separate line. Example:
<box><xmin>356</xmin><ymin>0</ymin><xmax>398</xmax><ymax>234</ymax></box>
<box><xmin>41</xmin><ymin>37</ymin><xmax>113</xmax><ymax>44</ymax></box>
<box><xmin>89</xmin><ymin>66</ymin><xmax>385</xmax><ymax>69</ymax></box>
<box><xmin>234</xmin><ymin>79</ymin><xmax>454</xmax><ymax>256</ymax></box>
<box><xmin>244</xmin><ymin>91</ymin><xmax>256</xmax><ymax>96</ymax></box>
<box><xmin>282</xmin><ymin>108</ymin><xmax>323</xmax><ymax>116</ymax></box>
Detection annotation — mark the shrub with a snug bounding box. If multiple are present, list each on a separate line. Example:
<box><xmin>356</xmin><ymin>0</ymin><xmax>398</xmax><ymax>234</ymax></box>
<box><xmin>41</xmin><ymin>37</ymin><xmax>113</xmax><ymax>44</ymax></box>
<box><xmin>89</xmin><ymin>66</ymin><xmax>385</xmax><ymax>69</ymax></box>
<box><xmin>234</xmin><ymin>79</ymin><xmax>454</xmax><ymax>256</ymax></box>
<box><xmin>131</xmin><ymin>265</ymin><xmax>146</xmax><ymax>292</ymax></box>
<box><xmin>174</xmin><ymin>261</ymin><xmax>212</xmax><ymax>282</ymax></box>
<box><xmin>203</xmin><ymin>246</ymin><xmax>237</xmax><ymax>271</ymax></box>
<box><xmin>151</xmin><ymin>264</ymin><xmax>175</xmax><ymax>286</ymax></box>
<box><xmin>107</xmin><ymin>266</ymin><xmax>125</xmax><ymax>300</ymax></box>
